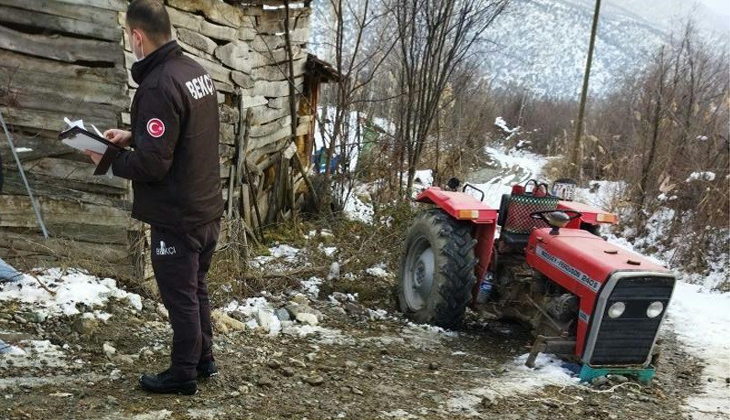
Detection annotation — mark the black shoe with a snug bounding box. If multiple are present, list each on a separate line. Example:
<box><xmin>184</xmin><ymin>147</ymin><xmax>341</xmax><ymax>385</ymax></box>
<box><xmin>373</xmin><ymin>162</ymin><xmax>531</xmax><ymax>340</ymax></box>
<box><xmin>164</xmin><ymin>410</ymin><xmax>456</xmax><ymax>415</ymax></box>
<box><xmin>139</xmin><ymin>369</ymin><xmax>197</xmax><ymax>395</ymax></box>
<box><xmin>196</xmin><ymin>360</ymin><xmax>218</xmax><ymax>378</ymax></box>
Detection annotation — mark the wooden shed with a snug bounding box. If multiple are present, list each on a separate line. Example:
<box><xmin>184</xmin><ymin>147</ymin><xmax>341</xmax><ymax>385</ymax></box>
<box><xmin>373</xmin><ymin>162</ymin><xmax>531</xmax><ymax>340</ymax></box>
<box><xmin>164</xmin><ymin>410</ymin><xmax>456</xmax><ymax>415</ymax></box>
<box><xmin>0</xmin><ymin>0</ymin><xmax>321</xmax><ymax>286</ymax></box>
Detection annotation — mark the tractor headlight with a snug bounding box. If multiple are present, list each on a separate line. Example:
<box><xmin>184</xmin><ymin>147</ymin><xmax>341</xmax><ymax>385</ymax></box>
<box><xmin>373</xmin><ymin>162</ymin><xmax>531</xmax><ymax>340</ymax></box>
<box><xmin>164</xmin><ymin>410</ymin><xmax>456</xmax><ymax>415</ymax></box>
<box><xmin>646</xmin><ymin>301</ymin><xmax>664</xmax><ymax>318</ymax></box>
<box><xmin>608</xmin><ymin>301</ymin><xmax>626</xmax><ymax>318</ymax></box>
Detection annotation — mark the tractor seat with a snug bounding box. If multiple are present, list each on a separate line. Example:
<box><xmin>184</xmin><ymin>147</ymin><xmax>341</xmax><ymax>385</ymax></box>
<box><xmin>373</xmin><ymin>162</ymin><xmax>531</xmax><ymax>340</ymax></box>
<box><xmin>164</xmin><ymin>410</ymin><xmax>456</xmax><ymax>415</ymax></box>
<box><xmin>497</xmin><ymin>193</ymin><xmax>560</xmax><ymax>249</ymax></box>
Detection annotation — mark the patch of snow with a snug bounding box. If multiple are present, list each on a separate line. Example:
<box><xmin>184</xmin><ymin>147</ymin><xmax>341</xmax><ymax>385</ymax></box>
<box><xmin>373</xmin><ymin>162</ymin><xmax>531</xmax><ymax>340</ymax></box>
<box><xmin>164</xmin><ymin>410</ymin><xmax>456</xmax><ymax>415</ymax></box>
<box><xmin>380</xmin><ymin>409</ymin><xmax>418</xmax><ymax>419</ymax></box>
<box><xmin>685</xmin><ymin>171</ymin><xmax>716</xmax><ymax>182</ymax></box>
<box><xmin>447</xmin><ymin>353</ymin><xmax>578</xmax><ymax>416</ymax></box>
<box><xmin>318</xmin><ymin>243</ymin><xmax>337</xmax><ymax>257</ymax></box>
<box><xmin>414</xmin><ymin>169</ymin><xmax>434</xmax><ymax>187</ymax></box>
<box><xmin>494</xmin><ymin>117</ymin><xmax>518</xmax><ymax>134</ymax></box>
<box><xmin>366</xmin><ymin>265</ymin><xmax>391</xmax><ymax>278</ymax></box>
<box><xmin>0</xmin><ymin>269</ymin><xmax>142</xmax><ymax>318</ymax></box>
<box><xmin>0</xmin><ymin>340</ymin><xmax>67</xmax><ymax>369</ymax></box>
<box><xmin>301</xmin><ymin>276</ymin><xmax>323</xmax><ymax>299</ymax></box>
<box><xmin>343</xmin><ymin>188</ymin><xmax>374</xmax><ymax>224</ymax></box>
<box><xmin>666</xmin><ymin>282</ymin><xmax>730</xmax><ymax>418</ymax></box>
<box><xmin>14</xmin><ymin>147</ymin><xmax>32</xmax><ymax>153</ymax></box>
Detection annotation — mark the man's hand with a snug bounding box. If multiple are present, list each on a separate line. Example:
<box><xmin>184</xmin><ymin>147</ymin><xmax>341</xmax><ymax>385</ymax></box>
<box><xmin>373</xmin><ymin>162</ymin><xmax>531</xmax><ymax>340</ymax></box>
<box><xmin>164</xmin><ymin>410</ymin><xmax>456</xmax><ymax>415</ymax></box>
<box><xmin>103</xmin><ymin>129</ymin><xmax>132</xmax><ymax>148</ymax></box>
<box><xmin>85</xmin><ymin>150</ymin><xmax>103</xmax><ymax>166</ymax></box>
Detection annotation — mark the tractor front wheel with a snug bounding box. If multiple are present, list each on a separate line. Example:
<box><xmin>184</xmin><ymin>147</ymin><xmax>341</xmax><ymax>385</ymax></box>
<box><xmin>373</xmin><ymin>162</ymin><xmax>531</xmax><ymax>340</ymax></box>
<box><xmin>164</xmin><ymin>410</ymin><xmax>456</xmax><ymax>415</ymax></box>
<box><xmin>397</xmin><ymin>209</ymin><xmax>477</xmax><ymax>330</ymax></box>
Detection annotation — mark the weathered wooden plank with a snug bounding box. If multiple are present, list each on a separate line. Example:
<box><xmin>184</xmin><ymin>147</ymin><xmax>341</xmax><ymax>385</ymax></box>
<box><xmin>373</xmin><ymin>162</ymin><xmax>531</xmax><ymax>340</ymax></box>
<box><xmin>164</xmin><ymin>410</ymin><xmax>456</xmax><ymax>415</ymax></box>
<box><xmin>0</xmin><ymin>5</ymin><xmax>121</xmax><ymax>41</ymax></box>
<box><xmin>248</xmin><ymin>116</ymin><xmax>290</xmax><ymax>138</ymax></box>
<box><xmin>0</xmin><ymin>134</ymin><xmax>73</xmax><ymax>163</ymax></box>
<box><xmin>166</xmin><ymin>6</ymin><xmax>237</xmax><ymax>42</ymax></box>
<box><xmin>0</xmin><ymin>0</ymin><xmax>119</xmax><ymax>26</ymax></box>
<box><xmin>1</xmin><ymin>90</ymin><xmax>120</xmax><ymax>122</ymax></box>
<box><xmin>0</xmin><ymin>49</ymin><xmax>126</xmax><ymax>83</ymax></box>
<box><xmin>55</xmin><ymin>0</ymin><xmax>126</xmax><ymax>11</ymax></box>
<box><xmin>1</xmin><ymin>171</ymin><xmax>131</xmax><ymax>208</ymax></box>
<box><xmin>0</xmin><ymin>25</ymin><xmax>122</xmax><ymax>65</ymax></box>
<box><xmin>22</xmin><ymin>158</ymin><xmax>127</xmax><ymax>190</ymax></box>
<box><xmin>0</xmin><ymin>195</ymin><xmax>130</xmax><ymax>229</ymax></box>
<box><xmin>0</xmin><ymin>68</ymin><xmax>128</xmax><ymax>110</ymax></box>
<box><xmin>167</xmin><ymin>0</ymin><xmax>243</xmax><ymax>28</ymax></box>
<box><xmin>2</xmin><ymin>107</ymin><xmax>118</xmax><ymax>136</ymax></box>
<box><xmin>0</xmin><ymin>231</ymin><xmax>130</xmax><ymax>263</ymax></box>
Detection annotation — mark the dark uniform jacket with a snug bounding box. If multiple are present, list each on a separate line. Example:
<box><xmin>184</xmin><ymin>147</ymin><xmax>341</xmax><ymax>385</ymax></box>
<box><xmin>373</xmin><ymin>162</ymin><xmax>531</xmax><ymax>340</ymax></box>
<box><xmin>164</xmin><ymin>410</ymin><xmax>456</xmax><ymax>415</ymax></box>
<box><xmin>112</xmin><ymin>41</ymin><xmax>224</xmax><ymax>231</ymax></box>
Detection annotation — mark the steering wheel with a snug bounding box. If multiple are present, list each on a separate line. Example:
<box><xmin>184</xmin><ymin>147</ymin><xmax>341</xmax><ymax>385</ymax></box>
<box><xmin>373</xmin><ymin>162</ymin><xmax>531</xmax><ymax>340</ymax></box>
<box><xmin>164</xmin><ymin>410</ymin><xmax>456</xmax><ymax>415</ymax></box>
<box><xmin>530</xmin><ymin>209</ymin><xmax>582</xmax><ymax>226</ymax></box>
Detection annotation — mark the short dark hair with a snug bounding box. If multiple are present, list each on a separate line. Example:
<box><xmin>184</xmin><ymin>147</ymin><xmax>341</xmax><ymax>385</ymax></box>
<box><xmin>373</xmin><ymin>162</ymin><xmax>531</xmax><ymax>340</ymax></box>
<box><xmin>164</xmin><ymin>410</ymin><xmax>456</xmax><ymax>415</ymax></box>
<box><xmin>126</xmin><ymin>0</ymin><xmax>172</xmax><ymax>46</ymax></box>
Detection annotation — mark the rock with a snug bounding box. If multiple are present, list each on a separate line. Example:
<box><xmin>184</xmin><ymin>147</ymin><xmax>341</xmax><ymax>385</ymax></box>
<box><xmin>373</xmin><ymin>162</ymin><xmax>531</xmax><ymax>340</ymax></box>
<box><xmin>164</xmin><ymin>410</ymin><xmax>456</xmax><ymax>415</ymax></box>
<box><xmin>344</xmin><ymin>361</ymin><xmax>358</xmax><ymax>369</ymax></box>
<box><xmin>275</xmin><ymin>308</ymin><xmax>291</xmax><ymax>321</ymax></box>
<box><xmin>238</xmin><ymin>385</ymin><xmax>250</xmax><ymax>394</ymax></box>
<box><xmin>351</xmin><ymin>386</ymin><xmax>364</xmax><ymax>396</ymax></box>
<box><xmin>103</xmin><ymin>343</ymin><xmax>116</xmax><ymax>360</ymax></box>
<box><xmin>344</xmin><ymin>303</ymin><xmax>366</xmax><ymax>316</ymax></box>
<box><xmin>305</xmin><ymin>352</ymin><xmax>317</xmax><ymax>362</ymax></box>
<box><xmin>156</xmin><ymin>304</ymin><xmax>169</xmax><ymax>320</ymax></box>
<box><xmin>24</xmin><ymin>312</ymin><xmax>46</xmax><ymax>324</ymax></box>
<box><xmin>13</xmin><ymin>314</ymin><xmax>27</xmax><ymax>324</ymax></box>
<box><xmin>608</xmin><ymin>374</ymin><xmax>628</xmax><ymax>384</ymax></box>
<box><xmin>257</xmin><ymin>377</ymin><xmax>274</xmax><ymax>387</ymax></box>
<box><xmin>591</xmin><ymin>376</ymin><xmax>610</xmax><ymax>387</ymax></box>
<box><xmin>212</xmin><ymin>310</ymin><xmax>246</xmax><ymax>333</ymax></box>
<box><xmin>428</xmin><ymin>362</ymin><xmax>440</xmax><ymax>371</ymax></box>
<box><xmin>281</xmin><ymin>367</ymin><xmax>296</xmax><ymax>377</ymax></box>
<box><xmin>481</xmin><ymin>394</ymin><xmax>497</xmax><ymax>408</ymax></box>
<box><xmin>289</xmin><ymin>358</ymin><xmax>307</xmax><ymax>368</ymax></box>
<box><xmin>256</xmin><ymin>309</ymin><xmax>280</xmax><ymax>334</ymax></box>
<box><xmin>327</xmin><ymin>262</ymin><xmax>340</xmax><ymax>281</ymax></box>
<box><xmin>72</xmin><ymin>318</ymin><xmax>99</xmax><ymax>335</ymax></box>
<box><xmin>267</xmin><ymin>359</ymin><xmax>281</xmax><ymax>370</ymax></box>
<box><xmin>291</xmin><ymin>294</ymin><xmax>310</xmax><ymax>306</ymax></box>
<box><xmin>296</xmin><ymin>313</ymin><xmax>318</xmax><ymax>326</ymax></box>
<box><xmin>114</xmin><ymin>354</ymin><xmax>134</xmax><ymax>365</ymax></box>
<box><xmin>304</xmin><ymin>375</ymin><xmax>325</xmax><ymax>386</ymax></box>
<box><xmin>106</xmin><ymin>395</ymin><xmax>118</xmax><ymax>405</ymax></box>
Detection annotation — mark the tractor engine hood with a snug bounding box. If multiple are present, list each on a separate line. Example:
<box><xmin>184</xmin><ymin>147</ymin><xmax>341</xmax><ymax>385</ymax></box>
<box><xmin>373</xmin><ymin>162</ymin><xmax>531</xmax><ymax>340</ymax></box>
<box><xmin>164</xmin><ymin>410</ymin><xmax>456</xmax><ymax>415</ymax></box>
<box><xmin>525</xmin><ymin>228</ymin><xmax>675</xmax><ymax>366</ymax></box>
<box><xmin>525</xmin><ymin>228</ymin><xmax>670</xmax><ymax>296</ymax></box>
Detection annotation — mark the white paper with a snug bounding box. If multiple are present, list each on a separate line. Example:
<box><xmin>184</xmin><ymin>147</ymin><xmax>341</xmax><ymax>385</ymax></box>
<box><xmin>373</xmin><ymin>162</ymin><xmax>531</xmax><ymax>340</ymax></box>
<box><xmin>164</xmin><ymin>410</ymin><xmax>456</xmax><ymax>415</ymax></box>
<box><xmin>61</xmin><ymin>118</ymin><xmax>113</xmax><ymax>177</ymax></box>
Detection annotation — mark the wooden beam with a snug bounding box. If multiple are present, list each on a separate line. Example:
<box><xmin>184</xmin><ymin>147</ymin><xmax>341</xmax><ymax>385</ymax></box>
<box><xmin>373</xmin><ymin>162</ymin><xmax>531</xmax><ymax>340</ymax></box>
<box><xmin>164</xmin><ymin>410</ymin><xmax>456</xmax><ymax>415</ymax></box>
<box><xmin>0</xmin><ymin>5</ymin><xmax>122</xmax><ymax>41</ymax></box>
<box><xmin>0</xmin><ymin>24</ymin><xmax>122</xmax><ymax>65</ymax></box>
<box><xmin>0</xmin><ymin>0</ymin><xmax>119</xmax><ymax>26</ymax></box>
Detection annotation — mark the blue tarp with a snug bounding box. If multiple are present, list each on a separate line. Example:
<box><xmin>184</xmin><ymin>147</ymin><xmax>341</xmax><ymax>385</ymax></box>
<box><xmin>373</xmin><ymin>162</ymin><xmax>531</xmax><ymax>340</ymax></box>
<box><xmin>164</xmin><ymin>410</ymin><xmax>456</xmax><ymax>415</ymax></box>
<box><xmin>0</xmin><ymin>257</ymin><xmax>22</xmax><ymax>282</ymax></box>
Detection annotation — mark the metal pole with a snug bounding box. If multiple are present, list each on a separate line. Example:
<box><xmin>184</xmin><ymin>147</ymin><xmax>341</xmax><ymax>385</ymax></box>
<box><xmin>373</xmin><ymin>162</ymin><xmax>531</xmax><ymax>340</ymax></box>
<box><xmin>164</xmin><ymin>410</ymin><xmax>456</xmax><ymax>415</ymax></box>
<box><xmin>0</xmin><ymin>110</ymin><xmax>48</xmax><ymax>239</ymax></box>
<box><xmin>569</xmin><ymin>0</ymin><xmax>601</xmax><ymax>180</ymax></box>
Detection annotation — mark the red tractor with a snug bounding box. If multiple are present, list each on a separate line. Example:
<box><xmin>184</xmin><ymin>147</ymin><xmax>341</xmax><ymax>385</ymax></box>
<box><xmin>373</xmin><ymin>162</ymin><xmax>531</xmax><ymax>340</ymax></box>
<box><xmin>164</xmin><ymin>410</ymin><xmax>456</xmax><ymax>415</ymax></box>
<box><xmin>397</xmin><ymin>179</ymin><xmax>676</xmax><ymax>382</ymax></box>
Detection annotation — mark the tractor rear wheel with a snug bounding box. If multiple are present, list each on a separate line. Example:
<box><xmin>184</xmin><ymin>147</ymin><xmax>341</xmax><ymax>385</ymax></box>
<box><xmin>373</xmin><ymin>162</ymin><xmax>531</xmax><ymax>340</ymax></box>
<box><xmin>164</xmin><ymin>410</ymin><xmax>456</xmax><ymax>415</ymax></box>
<box><xmin>397</xmin><ymin>209</ymin><xmax>477</xmax><ymax>330</ymax></box>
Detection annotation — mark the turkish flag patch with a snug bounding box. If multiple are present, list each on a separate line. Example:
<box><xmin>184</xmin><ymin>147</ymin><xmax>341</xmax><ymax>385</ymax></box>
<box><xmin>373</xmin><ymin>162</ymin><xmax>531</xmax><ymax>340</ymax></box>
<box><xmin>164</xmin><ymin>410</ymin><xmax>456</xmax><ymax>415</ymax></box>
<box><xmin>147</xmin><ymin>118</ymin><xmax>165</xmax><ymax>138</ymax></box>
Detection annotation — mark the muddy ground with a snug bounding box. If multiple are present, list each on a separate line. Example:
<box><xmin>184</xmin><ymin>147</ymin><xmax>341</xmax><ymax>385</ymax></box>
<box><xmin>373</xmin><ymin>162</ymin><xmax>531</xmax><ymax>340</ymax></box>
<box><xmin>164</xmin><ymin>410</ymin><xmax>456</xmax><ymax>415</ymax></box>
<box><xmin>0</xmin><ymin>287</ymin><xmax>705</xmax><ymax>420</ymax></box>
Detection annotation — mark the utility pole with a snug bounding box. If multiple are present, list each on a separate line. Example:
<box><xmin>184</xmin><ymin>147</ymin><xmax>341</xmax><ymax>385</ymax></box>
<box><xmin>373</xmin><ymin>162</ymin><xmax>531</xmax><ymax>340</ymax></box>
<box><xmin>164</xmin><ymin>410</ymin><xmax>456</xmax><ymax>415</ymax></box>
<box><xmin>569</xmin><ymin>0</ymin><xmax>601</xmax><ymax>180</ymax></box>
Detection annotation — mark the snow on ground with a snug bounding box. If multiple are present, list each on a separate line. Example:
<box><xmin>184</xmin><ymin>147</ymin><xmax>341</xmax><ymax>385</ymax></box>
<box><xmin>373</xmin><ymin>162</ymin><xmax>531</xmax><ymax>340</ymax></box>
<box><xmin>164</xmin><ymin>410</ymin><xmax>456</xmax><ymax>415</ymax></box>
<box><xmin>0</xmin><ymin>268</ymin><xmax>142</xmax><ymax>319</ymax></box>
<box><xmin>0</xmin><ymin>339</ymin><xmax>68</xmax><ymax>368</ymax></box>
<box><xmin>250</xmin><ymin>244</ymin><xmax>301</xmax><ymax>269</ymax></box>
<box><xmin>447</xmin><ymin>353</ymin><xmax>578</xmax><ymax>416</ymax></box>
<box><xmin>343</xmin><ymin>184</ymin><xmax>375</xmax><ymax>223</ymax></box>
<box><xmin>468</xmin><ymin>144</ymin><xmax>549</xmax><ymax>208</ymax></box>
<box><xmin>666</xmin><ymin>282</ymin><xmax>730</xmax><ymax>419</ymax></box>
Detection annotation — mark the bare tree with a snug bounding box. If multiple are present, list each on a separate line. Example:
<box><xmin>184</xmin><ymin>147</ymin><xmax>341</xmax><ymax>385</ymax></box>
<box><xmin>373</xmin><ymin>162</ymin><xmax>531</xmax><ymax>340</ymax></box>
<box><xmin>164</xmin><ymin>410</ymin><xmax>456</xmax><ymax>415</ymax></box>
<box><xmin>390</xmin><ymin>0</ymin><xmax>510</xmax><ymax>196</ymax></box>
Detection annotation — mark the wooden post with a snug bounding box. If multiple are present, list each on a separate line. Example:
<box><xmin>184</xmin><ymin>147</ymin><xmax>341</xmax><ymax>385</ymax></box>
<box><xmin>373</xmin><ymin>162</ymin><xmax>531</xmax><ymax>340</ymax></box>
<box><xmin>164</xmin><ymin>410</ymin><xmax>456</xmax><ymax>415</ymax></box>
<box><xmin>569</xmin><ymin>0</ymin><xmax>601</xmax><ymax>180</ymax></box>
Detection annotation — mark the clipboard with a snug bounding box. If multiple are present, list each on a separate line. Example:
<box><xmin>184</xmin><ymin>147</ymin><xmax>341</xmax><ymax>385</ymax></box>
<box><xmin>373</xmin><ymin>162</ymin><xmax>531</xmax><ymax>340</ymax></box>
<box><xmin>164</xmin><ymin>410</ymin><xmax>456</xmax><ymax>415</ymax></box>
<box><xmin>59</xmin><ymin>126</ymin><xmax>123</xmax><ymax>175</ymax></box>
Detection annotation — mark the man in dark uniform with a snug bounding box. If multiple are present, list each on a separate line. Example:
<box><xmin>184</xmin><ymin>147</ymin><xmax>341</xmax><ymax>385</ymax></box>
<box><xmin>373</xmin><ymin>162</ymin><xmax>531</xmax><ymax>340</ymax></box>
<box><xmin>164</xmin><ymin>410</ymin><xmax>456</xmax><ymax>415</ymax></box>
<box><xmin>86</xmin><ymin>0</ymin><xmax>224</xmax><ymax>395</ymax></box>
